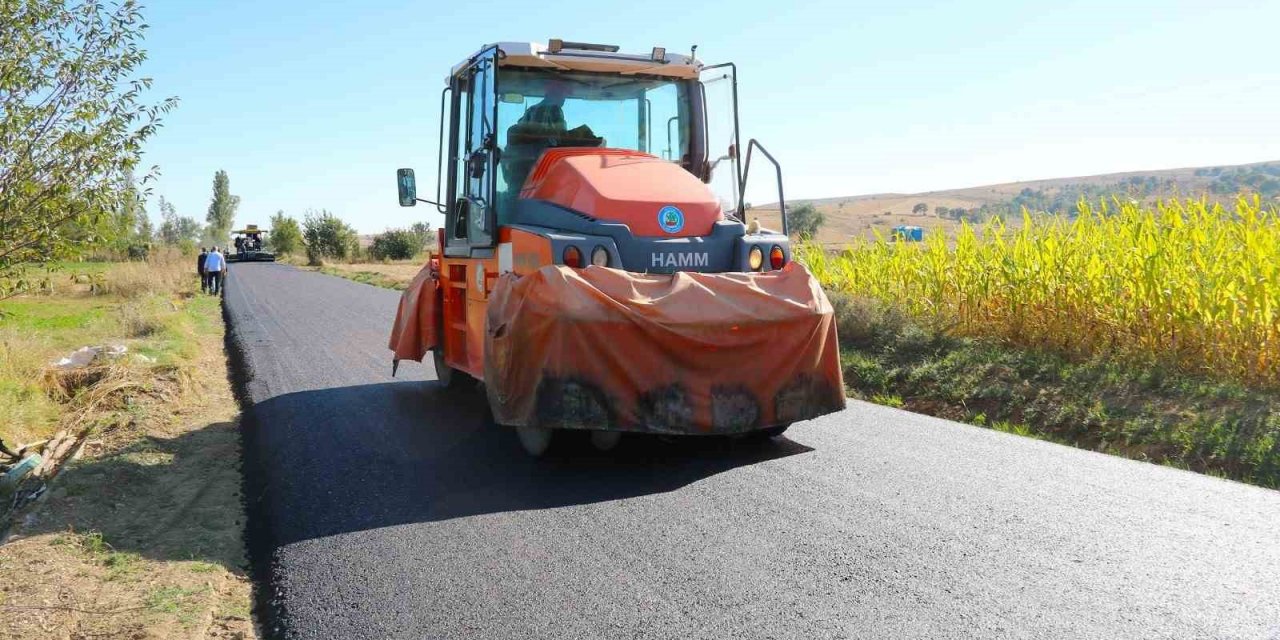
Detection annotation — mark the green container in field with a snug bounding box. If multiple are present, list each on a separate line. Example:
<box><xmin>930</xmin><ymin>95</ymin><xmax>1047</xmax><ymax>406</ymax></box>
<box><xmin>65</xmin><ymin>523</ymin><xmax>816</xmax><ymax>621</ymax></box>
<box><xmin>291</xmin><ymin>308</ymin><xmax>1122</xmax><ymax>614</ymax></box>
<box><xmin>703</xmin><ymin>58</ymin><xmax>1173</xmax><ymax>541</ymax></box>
<box><xmin>0</xmin><ymin>454</ymin><xmax>43</xmax><ymax>497</ymax></box>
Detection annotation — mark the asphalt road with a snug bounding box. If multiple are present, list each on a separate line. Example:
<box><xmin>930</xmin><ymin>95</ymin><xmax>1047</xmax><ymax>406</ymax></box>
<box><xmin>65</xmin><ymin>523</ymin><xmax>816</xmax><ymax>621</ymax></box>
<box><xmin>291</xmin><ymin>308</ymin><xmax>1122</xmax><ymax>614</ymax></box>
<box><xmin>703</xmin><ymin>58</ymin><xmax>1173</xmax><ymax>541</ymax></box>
<box><xmin>224</xmin><ymin>262</ymin><xmax>1280</xmax><ymax>640</ymax></box>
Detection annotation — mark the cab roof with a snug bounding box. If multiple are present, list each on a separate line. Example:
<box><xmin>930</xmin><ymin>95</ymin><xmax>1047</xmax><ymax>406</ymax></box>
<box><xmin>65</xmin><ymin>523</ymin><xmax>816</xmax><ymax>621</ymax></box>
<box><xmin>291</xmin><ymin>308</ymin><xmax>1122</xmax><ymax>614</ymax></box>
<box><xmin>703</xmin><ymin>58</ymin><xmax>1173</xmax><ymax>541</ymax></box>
<box><xmin>450</xmin><ymin>41</ymin><xmax>703</xmax><ymax>82</ymax></box>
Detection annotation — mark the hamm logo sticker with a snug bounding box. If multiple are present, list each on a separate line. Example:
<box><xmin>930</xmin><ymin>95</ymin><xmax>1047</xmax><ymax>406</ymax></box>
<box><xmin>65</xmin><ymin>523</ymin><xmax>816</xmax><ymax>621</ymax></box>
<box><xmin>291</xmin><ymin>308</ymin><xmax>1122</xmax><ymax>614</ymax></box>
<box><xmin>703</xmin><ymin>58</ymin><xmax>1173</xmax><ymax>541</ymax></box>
<box><xmin>658</xmin><ymin>205</ymin><xmax>685</xmax><ymax>234</ymax></box>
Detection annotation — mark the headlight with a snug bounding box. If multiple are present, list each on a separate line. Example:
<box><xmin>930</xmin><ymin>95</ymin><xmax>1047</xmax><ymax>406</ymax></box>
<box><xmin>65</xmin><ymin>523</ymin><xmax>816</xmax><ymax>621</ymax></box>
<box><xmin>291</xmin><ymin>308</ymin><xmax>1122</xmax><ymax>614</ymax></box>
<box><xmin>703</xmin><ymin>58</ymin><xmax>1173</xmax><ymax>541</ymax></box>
<box><xmin>590</xmin><ymin>245</ymin><xmax>610</xmax><ymax>267</ymax></box>
<box><xmin>748</xmin><ymin>246</ymin><xmax>764</xmax><ymax>271</ymax></box>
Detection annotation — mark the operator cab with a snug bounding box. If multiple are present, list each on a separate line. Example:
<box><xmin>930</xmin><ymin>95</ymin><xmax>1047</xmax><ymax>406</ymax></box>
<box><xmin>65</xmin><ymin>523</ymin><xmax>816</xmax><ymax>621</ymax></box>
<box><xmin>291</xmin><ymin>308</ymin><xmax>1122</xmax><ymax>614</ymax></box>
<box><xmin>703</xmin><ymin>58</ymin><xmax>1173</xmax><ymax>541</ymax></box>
<box><xmin>493</xmin><ymin>69</ymin><xmax>695</xmax><ymax>214</ymax></box>
<box><xmin>396</xmin><ymin>39</ymin><xmax>790</xmax><ymax>273</ymax></box>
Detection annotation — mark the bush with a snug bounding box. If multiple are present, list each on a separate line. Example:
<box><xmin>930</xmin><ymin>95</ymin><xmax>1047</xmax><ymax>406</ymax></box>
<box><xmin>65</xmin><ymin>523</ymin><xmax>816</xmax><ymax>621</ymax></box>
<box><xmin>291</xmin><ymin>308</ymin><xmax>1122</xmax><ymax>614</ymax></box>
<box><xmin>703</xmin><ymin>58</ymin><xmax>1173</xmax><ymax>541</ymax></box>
<box><xmin>302</xmin><ymin>210</ymin><xmax>358</xmax><ymax>265</ymax></box>
<box><xmin>268</xmin><ymin>211</ymin><xmax>302</xmax><ymax>256</ymax></box>
<box><xmin>368</xmin><ymin>229</ymin><xmax>422</xmax><ymax>261</ymax></box>
<box><xmin>125</xmin><ymin>243</ymin><xmax>151</xmax><ymax>261</ymax></box>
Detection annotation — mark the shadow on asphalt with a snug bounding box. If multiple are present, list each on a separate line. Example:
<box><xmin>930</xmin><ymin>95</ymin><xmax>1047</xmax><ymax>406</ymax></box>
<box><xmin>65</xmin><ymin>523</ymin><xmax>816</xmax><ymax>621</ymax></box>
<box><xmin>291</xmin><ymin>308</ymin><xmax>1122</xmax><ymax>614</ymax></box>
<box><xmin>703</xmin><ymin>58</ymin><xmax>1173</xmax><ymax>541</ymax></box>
<box><xmin>242</xmin><ymin>381</ymin><xmax>812</xmax><ymax>547</ymax></box>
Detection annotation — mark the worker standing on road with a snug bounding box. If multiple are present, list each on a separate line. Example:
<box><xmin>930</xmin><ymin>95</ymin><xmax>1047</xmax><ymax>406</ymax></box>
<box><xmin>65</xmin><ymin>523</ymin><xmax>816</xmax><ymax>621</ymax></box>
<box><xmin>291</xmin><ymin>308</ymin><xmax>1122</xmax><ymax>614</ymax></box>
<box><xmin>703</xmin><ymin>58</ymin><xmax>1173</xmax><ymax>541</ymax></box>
<box><xmin>197</xmin><ymin>247</ymin><xmax>209</xmax><ymax>293</ymax></box>
<box><xmin>205</xmin><ymin>246</ymin><xmax>226</xmax><ymax>295</ymax></box>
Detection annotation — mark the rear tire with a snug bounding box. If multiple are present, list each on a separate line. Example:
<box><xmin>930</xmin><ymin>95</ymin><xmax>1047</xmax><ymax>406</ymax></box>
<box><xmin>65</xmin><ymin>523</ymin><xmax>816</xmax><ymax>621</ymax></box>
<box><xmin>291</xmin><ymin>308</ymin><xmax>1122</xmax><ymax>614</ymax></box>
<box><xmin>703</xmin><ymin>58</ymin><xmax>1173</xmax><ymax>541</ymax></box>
<box><xmin>516</xmin><ymin>426</ymin><xmax>556</xmax><ymax>457</ymax></box>
<box><xmin>753</xmin><ymin>424</ymin><xmax>790</xmax><ymax>440</ymax></box>
<box><xmin>589</xmin><ymin>430</ymin><xmax>622</xmax><ymax>452</ymax></box>
<box><xmin>432</xmin><ymin>349</ymin><xmax>470</xmax><ymax>388</ymax></box>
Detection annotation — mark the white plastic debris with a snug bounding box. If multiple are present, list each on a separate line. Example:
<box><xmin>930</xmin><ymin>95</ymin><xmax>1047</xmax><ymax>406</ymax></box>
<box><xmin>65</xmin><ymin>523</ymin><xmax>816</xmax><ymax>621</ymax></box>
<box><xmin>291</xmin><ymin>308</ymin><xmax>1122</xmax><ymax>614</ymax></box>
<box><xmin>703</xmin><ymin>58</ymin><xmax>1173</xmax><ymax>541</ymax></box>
<box><xmin>52</xmin><ymin>346</ymin><xmax>98</xmax><ymax>368</ymax></box>
<box><xmin>50</xmin><ymin>344</ymin><xmax>128</xmax><ymax>369</ymax></box>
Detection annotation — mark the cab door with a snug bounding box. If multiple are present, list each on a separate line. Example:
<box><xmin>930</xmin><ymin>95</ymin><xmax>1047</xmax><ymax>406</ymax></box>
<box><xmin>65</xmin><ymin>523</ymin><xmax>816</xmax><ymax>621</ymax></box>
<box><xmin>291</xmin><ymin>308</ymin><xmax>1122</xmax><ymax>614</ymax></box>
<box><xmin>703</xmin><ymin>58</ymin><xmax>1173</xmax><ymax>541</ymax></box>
<box><xmin>700</xmin><ymin>63</ymin><xmax>742</xmax><ymax>219</ymax></box>
<box><xmin>444</xmin><ymin>47</ymin><xmax>499</xmax><ymax>257</ymax></box>
<box><xmin>463</xmin><ymin>47</ymin><xmax>498</xmax><ymax>251</ymax></box>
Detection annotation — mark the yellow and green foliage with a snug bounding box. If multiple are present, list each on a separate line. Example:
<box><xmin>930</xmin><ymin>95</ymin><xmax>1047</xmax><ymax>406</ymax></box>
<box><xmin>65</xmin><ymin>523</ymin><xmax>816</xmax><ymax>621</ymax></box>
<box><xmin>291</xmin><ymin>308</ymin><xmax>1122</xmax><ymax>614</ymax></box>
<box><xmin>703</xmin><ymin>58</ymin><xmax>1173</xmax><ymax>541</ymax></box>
<box><xmin>800</xmin><ymin>197</ymin><xmax>1280</xmax><ymax>386</ymax></box>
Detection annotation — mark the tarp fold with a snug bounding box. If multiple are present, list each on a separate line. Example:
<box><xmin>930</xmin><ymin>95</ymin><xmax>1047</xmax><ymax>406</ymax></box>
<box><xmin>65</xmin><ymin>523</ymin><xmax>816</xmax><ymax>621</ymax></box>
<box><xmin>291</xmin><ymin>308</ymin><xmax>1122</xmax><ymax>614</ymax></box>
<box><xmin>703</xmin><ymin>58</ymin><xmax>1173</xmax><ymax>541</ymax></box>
<box><xmin>389</xmin><ymin>259</ymin><xmax>440</xmax><ymax>364</ymax></box>
<box><xmin>484</xmin><ymin>262</ymin><xmax>844</xmax><ymax>433</ymax></box>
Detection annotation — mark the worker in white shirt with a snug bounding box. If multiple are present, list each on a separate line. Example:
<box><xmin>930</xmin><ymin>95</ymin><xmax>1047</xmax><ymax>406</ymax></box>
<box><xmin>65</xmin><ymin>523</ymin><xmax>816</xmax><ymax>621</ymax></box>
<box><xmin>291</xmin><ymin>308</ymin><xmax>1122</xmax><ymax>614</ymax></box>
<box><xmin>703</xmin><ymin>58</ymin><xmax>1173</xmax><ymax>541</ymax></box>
<box><xmin>204</xmin><ymin>246</ymin><xmax>226</xmax><ymax>295</ymax></box>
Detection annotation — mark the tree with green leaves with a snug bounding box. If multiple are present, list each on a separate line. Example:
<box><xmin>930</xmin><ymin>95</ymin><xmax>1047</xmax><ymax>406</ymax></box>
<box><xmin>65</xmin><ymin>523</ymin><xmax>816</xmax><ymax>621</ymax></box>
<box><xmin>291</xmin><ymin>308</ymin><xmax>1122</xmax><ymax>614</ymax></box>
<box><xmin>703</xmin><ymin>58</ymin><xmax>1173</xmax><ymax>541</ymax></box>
<box><xmin>302</xmin><ymin>209</ymin><xmax>358</xmax><ymax>264</ymax></box>
<box><xmin>127</xmin><ymin>212</ymin><xmax>153</xmax><ymax>260</ymax></box>
<box><xmin>787</xmin><ymin>203</ymin><xmax>825</xmax><ymax>239</ymax></box>
<box><xmin>206</xmin><ymin>170</ymin><xmax>239</xmax><ymax>242</ymax></box>
<box><xmin>409</xmin><ymin>222</ymin><xmax>434</xmax><ymax>251</ymax></box>
<box><xmin>267</xmin><ymin>210</ymin><xmax>302</xmax><ymax>257</ymax></box>
<box><xmin>111</xmin><ymin>168</ymin><xmax>142</xmax><ymax>252</ymax></box>
<box><xmin>135</xmin><ymin>213</ymin><xmax>154</xmax><ymax>244</ymax></box>
<box><xmin>156</xmin><ymin>196</ymin><xmax>202</xmax><ymax>245</ymax></box>
<box><xmin>912</xmin><ymin>202</ymin><xmax>928</xmax><ymax>215</ymax></box>
<box><xmin>0</xmin><ymin>0</ymin><xmax>176</xmax><ymax>296</ymax></box>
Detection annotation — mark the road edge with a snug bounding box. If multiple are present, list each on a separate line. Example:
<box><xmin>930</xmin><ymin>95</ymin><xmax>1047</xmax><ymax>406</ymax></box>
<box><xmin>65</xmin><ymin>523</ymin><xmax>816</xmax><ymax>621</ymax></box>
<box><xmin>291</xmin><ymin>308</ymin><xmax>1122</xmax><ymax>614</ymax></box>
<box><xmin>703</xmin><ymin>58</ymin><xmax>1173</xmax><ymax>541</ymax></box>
<box><xmin>222</xmin><ymin>290</ymin><xmax>286</xmax><ymax>640</ymax></box>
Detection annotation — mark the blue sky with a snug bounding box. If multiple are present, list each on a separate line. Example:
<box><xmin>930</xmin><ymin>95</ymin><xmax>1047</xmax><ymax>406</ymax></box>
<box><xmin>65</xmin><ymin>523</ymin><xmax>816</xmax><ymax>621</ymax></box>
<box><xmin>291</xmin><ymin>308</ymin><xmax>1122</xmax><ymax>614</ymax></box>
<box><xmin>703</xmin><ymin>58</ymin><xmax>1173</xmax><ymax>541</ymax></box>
<box><xmin>138</xmin><ymin>0</ymin><xmax>1280</xmax><ymax>233</ymax></box>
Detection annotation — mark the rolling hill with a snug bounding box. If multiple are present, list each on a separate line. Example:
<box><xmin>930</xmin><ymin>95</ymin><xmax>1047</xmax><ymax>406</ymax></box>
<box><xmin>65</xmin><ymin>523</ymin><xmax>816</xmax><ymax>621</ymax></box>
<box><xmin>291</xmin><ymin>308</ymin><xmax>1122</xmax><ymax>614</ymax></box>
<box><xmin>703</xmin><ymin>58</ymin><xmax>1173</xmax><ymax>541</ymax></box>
<box><xmin>748</xmin><ymin>159</ymin><xmax>1280</xmax><ymax>245</ymax></box>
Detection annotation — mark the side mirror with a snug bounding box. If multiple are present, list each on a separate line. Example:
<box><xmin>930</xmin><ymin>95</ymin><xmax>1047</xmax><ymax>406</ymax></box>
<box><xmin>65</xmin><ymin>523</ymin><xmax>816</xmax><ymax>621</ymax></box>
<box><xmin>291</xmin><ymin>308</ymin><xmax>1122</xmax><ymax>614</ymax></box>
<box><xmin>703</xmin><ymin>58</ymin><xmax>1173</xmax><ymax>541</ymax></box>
<box><xmin>397</xmin><ymin>168</ymin><xmax>417</xmax><ymax>207</ymax></box>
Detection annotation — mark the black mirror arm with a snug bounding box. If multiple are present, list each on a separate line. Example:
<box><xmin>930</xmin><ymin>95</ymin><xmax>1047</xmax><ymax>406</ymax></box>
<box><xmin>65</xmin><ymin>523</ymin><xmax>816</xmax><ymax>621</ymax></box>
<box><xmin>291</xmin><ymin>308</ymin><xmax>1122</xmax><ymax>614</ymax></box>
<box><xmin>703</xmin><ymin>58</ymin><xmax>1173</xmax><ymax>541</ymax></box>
<box><xmin>414</xmin><ymin>197</ymin><xmax>447</xmax><ymax>208</ymax></box>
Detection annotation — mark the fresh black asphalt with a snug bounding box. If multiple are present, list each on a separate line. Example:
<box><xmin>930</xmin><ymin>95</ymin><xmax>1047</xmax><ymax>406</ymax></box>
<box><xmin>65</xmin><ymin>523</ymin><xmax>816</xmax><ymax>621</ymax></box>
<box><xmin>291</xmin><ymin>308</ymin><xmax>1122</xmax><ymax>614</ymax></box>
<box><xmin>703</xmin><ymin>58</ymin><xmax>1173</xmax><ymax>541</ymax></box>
<box><xmin>224</xmin><ymin>262</ymin><xmax>1280</xmax><ymax>640</ymax></box>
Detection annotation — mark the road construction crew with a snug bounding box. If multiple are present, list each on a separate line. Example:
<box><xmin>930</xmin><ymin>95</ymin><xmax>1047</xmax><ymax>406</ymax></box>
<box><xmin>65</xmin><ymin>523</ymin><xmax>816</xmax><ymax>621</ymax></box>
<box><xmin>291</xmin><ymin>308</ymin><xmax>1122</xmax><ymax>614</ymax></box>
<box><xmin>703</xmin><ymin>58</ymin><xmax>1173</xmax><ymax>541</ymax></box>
<box><xmin>197</xmin><ymin>247</ymin><xmax>209</xmax><ymax>293</ymax></box>
<box><xmin>205</xmin><ymin>246</ymin><xmax>226</xmax><ymax>295</ymax></box>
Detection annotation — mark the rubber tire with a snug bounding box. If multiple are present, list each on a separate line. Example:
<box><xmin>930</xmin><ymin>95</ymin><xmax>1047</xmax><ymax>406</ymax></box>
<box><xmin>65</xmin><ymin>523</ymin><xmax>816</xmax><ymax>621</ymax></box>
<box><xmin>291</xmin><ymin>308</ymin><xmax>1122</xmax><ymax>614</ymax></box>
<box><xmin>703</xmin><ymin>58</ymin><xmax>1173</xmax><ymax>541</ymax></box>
<box><xmin>432</xmin><ymin>349</ymin><xmax>471</xmax><ymax>389</ymax></box>
<box><xmin>589</xmin><ymin>430</ymin><xmax>622</xmax><ymax>452</ymax></box>
<box><xmin>516</xmin><ymin>426</ymin><xmax>556</xmax><ymax>457</ymax></box>
<box><xmin>755</xmin><ymin>424</ymin><xmax>790</xmax><ymax>440</ymax></box>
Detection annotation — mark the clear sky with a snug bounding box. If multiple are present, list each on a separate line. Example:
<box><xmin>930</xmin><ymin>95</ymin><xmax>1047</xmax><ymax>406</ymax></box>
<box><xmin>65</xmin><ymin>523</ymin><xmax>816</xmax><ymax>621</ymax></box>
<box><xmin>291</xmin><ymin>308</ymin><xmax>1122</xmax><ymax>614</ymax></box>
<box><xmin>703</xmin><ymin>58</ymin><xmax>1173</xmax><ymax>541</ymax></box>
<box><xmin>138</xmin><ymin>0</ymin><xmax>1280</xmax><ymax>234</ymax></box>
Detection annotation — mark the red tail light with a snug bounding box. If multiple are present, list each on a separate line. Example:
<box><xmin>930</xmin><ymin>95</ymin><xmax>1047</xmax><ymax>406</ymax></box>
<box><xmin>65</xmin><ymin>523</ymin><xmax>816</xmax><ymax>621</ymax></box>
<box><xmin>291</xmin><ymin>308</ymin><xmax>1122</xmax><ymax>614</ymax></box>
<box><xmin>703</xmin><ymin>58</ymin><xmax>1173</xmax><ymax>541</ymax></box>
<box><xmin>562</xmin><ymin>245</ymin><xmax>582</xmax><ymax>268</ymax></box>
<box><xmin>769</xmin><ymin>246</ymin><xmax>786</xmax><ymax>270</ymax></box>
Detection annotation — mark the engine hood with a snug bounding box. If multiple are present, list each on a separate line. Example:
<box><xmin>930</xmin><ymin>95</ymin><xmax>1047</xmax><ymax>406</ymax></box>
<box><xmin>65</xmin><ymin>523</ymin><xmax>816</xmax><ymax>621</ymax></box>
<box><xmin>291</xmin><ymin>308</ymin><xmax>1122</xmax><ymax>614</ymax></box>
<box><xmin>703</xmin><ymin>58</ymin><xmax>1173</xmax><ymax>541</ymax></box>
<box><xmin>519</xmin><ymin>149</ymin><xmax>722</xmax><ymax>238</ymax></box>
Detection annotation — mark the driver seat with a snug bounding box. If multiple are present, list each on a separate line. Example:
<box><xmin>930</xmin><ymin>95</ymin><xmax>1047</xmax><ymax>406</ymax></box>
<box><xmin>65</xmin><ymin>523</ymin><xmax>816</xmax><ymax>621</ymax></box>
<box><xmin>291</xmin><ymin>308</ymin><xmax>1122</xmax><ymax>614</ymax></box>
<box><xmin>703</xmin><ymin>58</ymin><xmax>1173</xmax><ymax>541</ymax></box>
<box><xmin>501</xmin><ymin>121</ymin><xmax>604</xmax><ymax>191</ymax></box>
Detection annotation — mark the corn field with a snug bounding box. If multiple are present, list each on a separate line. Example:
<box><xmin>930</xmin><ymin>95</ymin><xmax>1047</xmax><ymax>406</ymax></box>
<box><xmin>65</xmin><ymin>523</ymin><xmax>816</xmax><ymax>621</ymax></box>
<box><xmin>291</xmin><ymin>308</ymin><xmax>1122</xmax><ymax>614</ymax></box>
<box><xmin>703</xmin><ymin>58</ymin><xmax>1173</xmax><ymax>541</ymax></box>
<box><xmin>800</xmin><ymin>197</ymin><xmax>1280</xmax><ymax>386</ymax></box>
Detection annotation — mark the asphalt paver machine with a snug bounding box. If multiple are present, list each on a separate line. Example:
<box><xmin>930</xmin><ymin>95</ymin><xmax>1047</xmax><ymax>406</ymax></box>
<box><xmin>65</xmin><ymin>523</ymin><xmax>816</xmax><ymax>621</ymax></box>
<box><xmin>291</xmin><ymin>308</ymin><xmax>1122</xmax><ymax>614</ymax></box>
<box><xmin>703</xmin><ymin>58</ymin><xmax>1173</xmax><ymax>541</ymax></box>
<box><xmin>227</xmin><ymin>225</ymin><xmax>276</xmax><ymax>263</ymax></box>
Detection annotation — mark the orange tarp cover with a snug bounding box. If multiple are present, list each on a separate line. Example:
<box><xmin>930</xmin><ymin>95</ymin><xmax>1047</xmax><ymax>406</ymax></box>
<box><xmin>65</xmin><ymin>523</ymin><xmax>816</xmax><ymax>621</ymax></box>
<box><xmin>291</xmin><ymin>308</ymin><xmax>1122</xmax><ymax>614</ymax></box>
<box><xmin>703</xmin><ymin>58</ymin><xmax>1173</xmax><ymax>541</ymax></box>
<box><xmin>484</xmin><ymin>262</ymin><xmax>844</xmax><ymax>434</ymax></box>
<box><xmin>389</xmin><ymin>260</ymin><xmax>440</xmax><ymax>364</ymax></box>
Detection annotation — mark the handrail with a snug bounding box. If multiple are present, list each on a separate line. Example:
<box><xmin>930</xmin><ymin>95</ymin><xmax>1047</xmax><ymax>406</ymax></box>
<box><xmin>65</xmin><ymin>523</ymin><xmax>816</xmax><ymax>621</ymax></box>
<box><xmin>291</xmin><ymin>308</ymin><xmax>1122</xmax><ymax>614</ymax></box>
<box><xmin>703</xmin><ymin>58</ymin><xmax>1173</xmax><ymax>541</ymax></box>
<box><xmin>738</xmin><ymin>139</ymin><xmax>787</xmax><ymax>236</ymax></box>
<box><xmin>435</xmin><ymin>86</ymin><xmax>451</xmax><ymax>214</ymax></box>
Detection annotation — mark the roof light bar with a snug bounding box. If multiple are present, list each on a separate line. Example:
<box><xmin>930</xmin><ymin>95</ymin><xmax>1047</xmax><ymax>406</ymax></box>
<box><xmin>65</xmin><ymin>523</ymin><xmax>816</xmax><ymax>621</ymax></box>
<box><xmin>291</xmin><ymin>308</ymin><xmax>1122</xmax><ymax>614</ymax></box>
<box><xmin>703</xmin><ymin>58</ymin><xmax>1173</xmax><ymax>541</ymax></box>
<box><xmin>547</xmin><ymin>39</ymin><xmax>620</xmax><ymax>54</ymax></box>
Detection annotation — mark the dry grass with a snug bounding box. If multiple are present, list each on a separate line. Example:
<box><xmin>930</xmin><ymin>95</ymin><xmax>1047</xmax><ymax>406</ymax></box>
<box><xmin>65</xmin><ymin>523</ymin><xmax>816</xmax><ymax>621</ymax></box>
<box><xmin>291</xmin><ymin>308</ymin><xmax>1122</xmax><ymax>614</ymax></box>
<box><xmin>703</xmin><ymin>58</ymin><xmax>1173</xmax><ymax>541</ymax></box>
<box><xmin>0</xmin><ymin>252</ymin><xmax>203</xmax><ymax>447</ymax></box>
<box><xmin>314</xmin><ymin>260</ymin><xmax>426</xmax><ymax>290</ymax></box>
<box><xmin>0</xmin><ymin>251</ymin><xmax>254</xmax><ymax>638</ymax></box>
<box><xmin>102</xmin><ymin>262</ymin><xmax>188</xmax><ymax>299</ymax></box>
<box><xmin>0</xmin><ymin>340</ymin><xmax>61</xmax><ymax>447</ymax></box>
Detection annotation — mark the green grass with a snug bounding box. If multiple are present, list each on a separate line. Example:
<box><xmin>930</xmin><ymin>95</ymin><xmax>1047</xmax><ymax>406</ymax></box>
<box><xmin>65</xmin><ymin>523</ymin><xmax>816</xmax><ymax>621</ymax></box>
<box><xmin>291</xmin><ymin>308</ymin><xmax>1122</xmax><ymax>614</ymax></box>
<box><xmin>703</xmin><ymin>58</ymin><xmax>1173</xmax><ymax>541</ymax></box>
<box><xmin>1</xmin><ymin>298</ymin><xmax>113</xmax><ymax>339</ymax></box>
<box><xmin>0</xmin><ymin>258</ymin><xmax>211</xmax><ymax>446</ymax></box>
<box><xmin>830</xmin><ymin>291</ymin><xmax>1280</xmax><ymax>488</ymax></box>
<box><xmin>144</xmin><ymin>585</ymin><xmax>204</xmax><ymax>614</ymax></box>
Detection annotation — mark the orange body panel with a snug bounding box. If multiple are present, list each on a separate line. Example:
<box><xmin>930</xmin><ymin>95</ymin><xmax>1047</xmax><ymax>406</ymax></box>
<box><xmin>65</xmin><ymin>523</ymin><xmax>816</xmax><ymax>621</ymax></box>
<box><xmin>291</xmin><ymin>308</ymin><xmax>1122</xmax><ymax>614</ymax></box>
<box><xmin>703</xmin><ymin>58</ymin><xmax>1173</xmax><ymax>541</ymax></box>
<box><xmin>505</xmin><ymin>227</ymin><xmax>554</xmax><ymax>276</ymax></box>
<box><xmin>520</xmin><ymin>149</ymin><xmax>721</xmax><ymax>237</ymax></box>
<box><xmin>434</xmin><ymin>229</ymin><xmax>554</xmax><ymax>381</ymax></box>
